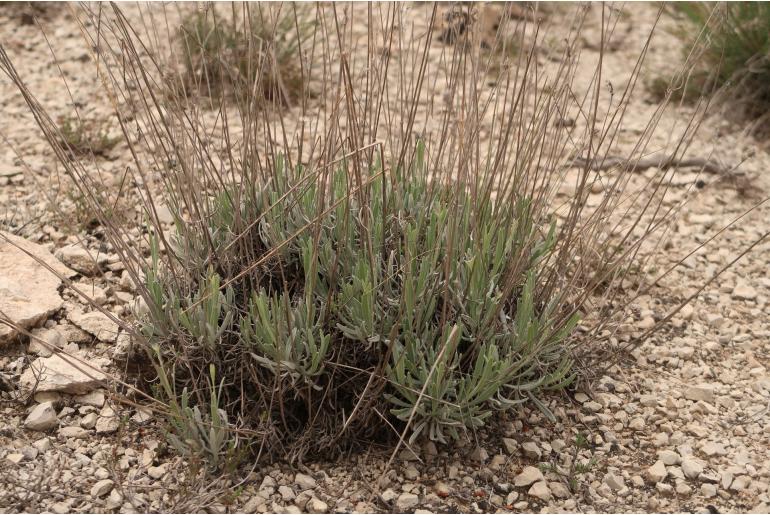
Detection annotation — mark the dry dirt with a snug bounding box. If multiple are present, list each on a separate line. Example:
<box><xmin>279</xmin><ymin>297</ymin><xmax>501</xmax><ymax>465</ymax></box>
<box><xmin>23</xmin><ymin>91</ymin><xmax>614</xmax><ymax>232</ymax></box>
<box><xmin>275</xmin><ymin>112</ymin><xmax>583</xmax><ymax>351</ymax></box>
<box><xmin>0</xmin><ymin>3</ymin><xmax>769</xmax><ymax>514</ymax></box>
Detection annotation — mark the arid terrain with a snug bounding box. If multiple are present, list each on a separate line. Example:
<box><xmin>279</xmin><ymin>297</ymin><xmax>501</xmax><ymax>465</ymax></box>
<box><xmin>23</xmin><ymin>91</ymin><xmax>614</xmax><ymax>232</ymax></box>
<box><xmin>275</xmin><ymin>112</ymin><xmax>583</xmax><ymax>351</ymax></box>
<box><xmin>0</xmin><ymin>3</ymin><xmax>769</xmax><ymax>514</ymax></box>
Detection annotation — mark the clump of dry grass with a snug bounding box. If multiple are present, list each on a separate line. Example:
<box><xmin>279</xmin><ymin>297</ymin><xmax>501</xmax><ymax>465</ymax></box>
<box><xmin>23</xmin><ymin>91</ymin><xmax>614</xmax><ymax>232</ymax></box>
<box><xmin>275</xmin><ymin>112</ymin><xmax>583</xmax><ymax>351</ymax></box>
<box><xmin>1</xmin><ymin>2</ymin><xmax>758</xmax><ymax>469</ymax></box>
<box><xmin>175</xmin><ymin>4</ymin><xmax>311</xmax><ymax>106</ymax></box>
<box><xmin>56</xmin><ymin>115</ymin><xmax>119</xmax><ymax>159</ymax></box>
<box><xmin>650</xmin><ymin>3</ymin><xmax>770</xmax><ymax>131</ymax></box>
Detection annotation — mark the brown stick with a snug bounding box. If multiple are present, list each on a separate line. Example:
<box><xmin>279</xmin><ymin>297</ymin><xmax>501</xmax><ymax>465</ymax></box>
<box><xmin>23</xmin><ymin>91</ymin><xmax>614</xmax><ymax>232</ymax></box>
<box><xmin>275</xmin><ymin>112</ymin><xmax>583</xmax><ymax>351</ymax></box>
<box><xmin>572</xmin><ymin>154</ymin><xmax>735</xmax><ymax>175</ymax></box>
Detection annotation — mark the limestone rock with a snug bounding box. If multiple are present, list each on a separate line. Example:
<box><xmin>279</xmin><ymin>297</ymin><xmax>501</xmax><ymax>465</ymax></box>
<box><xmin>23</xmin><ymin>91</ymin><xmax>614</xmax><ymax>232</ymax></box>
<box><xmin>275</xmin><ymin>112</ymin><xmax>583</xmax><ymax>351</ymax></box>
<box><xmin>20</xmin><ymin>354</ymin><xmax>107</xmax><ymax>394</ymax></box>
<box><xmin>148</xmin><ymin>464</ymin><xmax>167</xmax><ymax>479</ymax></box>
<box><xmin>658</xmin><ymin>450</ymin><xmax>681</xmax><ymax>465</ymax></box>
<box><xmin>681</xmin><ymin>458</ymin><xmax>704</xmax><ymax>479</ymax></box>
<box><xmin>95</xmin><ymin>405</ymin><xmax>120</xmax><ymax>434</ymax></box>
<box><xmin>59</xmin><ymin>426</ymin><xmax>89</xmax><ymax>439</ymax></box>
<box><xmin>646</xmin><ymin>460</ymin><xmax>667</xmax><ymax>483</ymax></box>
<box><xmin>67</xmin><ymin>308</ymin><xmax>119</xmax><ymax>343</ymax></box>
<box><xmin>28</xmin><ymin>327</ymin><xmax>65</xmax><ymax>357</ymax></box>
<box><xmin>74</xmin><ymin>390</ymin><xmax>106</xmax><ymax>408</ymax></box>
<box><xmin>307</xmin><ymin>498</ymin><xmax>328</xmax><ymax>514</ymax></box>
<box><xmin>684</xmin><ymin>385</ymin><xmax>715</xmax><ymax>404</ymax></box>
<box><xmin>521</xmin><ymin>441</ymin><xmax>541</xmax><ymax>460</ymax></box>
<box><xmin>732</xmin><ymin>283</ymin><xmax>757</xmax><ymax>301</ymax></box>
<box><xmin>514</xmin><ymin>466</ymin><xmax>545</xmax><ymax>487</ymax></box>
<box><xmin>502</xmin><ymin>438</ymin><xmax>518</xmax><ymax>454</ymax></box>
<box><xmin>54</xmin><ymin>244</ymin><xmax>103</xmax><ymax>276</ymax></box>
<box><xmin>528</xmin><ymin>481</ymin><xmax>551</xmax><ymax>502</ymax></box>
<box><xmin>295</xmin><ymin>473</ymin><xmax>317</xmax><ymax>490</ymax></box>
<box><xmin>0</xmin><ymin>231</ymin><xmax>74</xmax><ymax>343</ymax></box>
<box><xmin>396</xmin><ymin>493</ymin><xmax>419</xmax><ymax>511</ymax></box>
<box><xmin>603</xmin><ymin>472</ymin><xmax>625</xmax><ymax>491</ymax></box>
<box><xmin>91</xmin><ymin>479</ymin><xmax>114</xmax><ymax>498</ymax></box>
<box><xmin>24</xmin><ymin>401</ymin><xmax>59</xmax><ymax>431</ymax></box>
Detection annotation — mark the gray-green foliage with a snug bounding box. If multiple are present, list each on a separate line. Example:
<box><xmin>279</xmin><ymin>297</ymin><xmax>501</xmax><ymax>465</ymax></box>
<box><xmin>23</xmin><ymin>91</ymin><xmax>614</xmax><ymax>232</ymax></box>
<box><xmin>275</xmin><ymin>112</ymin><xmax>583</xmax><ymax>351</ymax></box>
<box><xmin>141</xmin><ymin>141</ymin><xmax>580</xmax><ymax>456</ymax></box>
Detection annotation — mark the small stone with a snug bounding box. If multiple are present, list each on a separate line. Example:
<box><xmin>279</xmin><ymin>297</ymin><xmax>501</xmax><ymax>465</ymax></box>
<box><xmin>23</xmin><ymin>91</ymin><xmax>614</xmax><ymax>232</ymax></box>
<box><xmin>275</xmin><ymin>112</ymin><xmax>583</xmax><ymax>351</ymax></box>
<box><xmin>307</xmin><ymin>498</ymin><xmax>328</xmax><ymax>514</ymax></box>
<box><xmin>278</xmin><ymin>485</ymin><xmax>296</xmax><ymax>501</ymax></box>
<box><xmin>675</xmin><ymin>482</ymin><xmax>692</xmax><ymax>495</ymax></box>
<box><xmin>514</xmin><ymin>466</ymin><xmax>545</xmax><ymax>487</ymax></box>
<box><xmin>72</xmin><ymin>281</ymin><xmax>108</xmax><ymax>305</ymax></box>
<box><xmin>80</xmin><ymin>412</ymin><xmax>98</xmax><ymax>429</ymax></box>
<box><xmin>603</xmin><ymin>472</ymin><xmax>625</xmax><ymax>491</ymax></box>
<box><xmin>155</xmin><ymin>205</ymin><xmax>175</xmax><ymax>225</ymax></box>
<box><xmin>469</xmin><ymin>446</ymin><xmax>488</xmax><ymax>462</ymax></box>
<box><xmin>20</xmin><ymin>446</ymin><xmax>38</xmax><ymax>460</ymax></box>
<box><xmin>404</xmin><ymin>465</ymin><xmax>419</xmax><ymax>480</ymax></box>
<box><xmin>701</xmin><ymin>442</ymin><xmax>726</xmax><ymax>456</ymax></box>
<box><xmin>701</xmin><ymin>483</ymin><xmax>717</xmax><ymax>497</ymax></box>
<box><xmin>638</xmin><ymin>316</ymin><xmax>655</xmax><ymax>330</ymax></box>
<box><xmin>681</xmin><ymin>458</ymin><xmax>704</xmax><ymax>479</ymax></box>
<box><xmin>131</xmin><ymin>408</ymin><xmax>153</xmax><ymax>424</ymax></box>
<box><xmin>380</xmin><ymin>488</ymin><xmax>398</xmax><ymax>503</ymax></box>
<box><xmin>502</xmin><ymin>438</ymin><xmax>518</xmax><ymax>454</ymax></box>
<box><xmin>732</xmin><ymin>283</ymin><xmax>757</xmax><ymax>300</ymax></box>
<box><xmin>658</xmin><ymin>450</ymin><xmax>681</xmax><ymax>466</ymax></box>
<box><xmin>91</xmin><ymin>479</ymin><xmax>114</xmax><ymax>498</ymax></box>
<box><xmin>24</xmin><ymin>401</ymin><xmax>59</xmax><ymax>431</ymax></box>
<box><xmin>629</xmin><ymin>417</ymin><xmax>645</xmax><ymax>430</ymax></box>
<box><xmin>32</xmin><ymin>437</ymin><xmax>51</xmax><ymax>453</ymax></box>
<box><xmin>684</xmin><ymin>385</ymin><xmax>715</xmax><ymax>404</ymax></box>
<box><xmin>294</xmin><ymin>473</ymin><xmax>317</xmax><ymax>490</ymax></box>
<box><xmin>521</xmin><ymin>441</ymin><xmax>541</xmax><ymax>460</ymax></box>
<box><xmin>74</xmin><ymin>390</ymin><xmax>106</xmax><ymax>408</ymax></box>
<box><xmin>434</xmin><ymin>482</ymin><xmax>451</xmax><ymax>497</ymax></box>
<box><xmin>730</xmin><ymin>475</ymin><xmax>750</xmax><ymax>491</ymax></box>
<box><xmin>6</xmin><ymin>453</ymin><xmax>24</xmax><ymax>465</ymax></box>
<box><xmin>95</xmin><ymin>405</ymin><xmax>120</xmax><ymax>434</ymax></box>
<box><xmin>28</xmin><ymin>327</ymin><xmax>65</xmax><ymax>357</ymax></box>
<box><xmin>550</xmin><ymin>481</ymin><xmax>570</xmax><ymax>499</ymax></box>
<box><xmin>148</xmin><ymin>464</ymin><xmax>167</xmax><ymax>479</ymax></box>
<box><xmin>396</xmin><ymin>493</ymin><xmax>419</xmax><ymax>511</ymax></box>
<box><xmin>583</xmin><ymin>401</ymin><xmax>603</xmax><ymax>412</ymax></box>
<box><xmin>639</xmin><ymin>394</ymin><xmax>658</xmax><ymax>407</ymax></box>
<box><xmin>423</xmin><ymin>441</ymin><xmax>438</xmax><ymax>457</ymax></box>
<box><xmin>574</xmin><ymin>392</ymin><xmax>589</xmax><ymax>403</ymax></box>
<box><xmin>527</xmin><ymin>481</ymin><xmax>551</xmax><ymax>502</ymax></box>
<box><xmin>59</xmin><ymin>426</ymin><xmax>89</xmax><ymax>439</ymax></box>
<box><xmin>33</xmin><ymin>391</ymin><xmax>61</xmax><ymax>404</ymax></box>
<box><xmin>55</xmin><ymin>244</ymin><xmax>101</xmax><ymax>276</ymax></box>
<box><xmin>646</xmin><ymin>460</ymin><xmax>667</xmax><ymax>483</ymax></box>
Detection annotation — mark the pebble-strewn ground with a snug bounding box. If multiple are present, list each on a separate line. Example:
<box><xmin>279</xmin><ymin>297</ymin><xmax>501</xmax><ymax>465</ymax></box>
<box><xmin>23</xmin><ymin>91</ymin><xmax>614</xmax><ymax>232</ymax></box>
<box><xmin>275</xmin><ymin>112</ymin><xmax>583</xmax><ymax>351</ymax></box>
<box><xmin>1</xmin><ymin>3</ymin><xmax>769</xmax><ymax>514</ymax></box>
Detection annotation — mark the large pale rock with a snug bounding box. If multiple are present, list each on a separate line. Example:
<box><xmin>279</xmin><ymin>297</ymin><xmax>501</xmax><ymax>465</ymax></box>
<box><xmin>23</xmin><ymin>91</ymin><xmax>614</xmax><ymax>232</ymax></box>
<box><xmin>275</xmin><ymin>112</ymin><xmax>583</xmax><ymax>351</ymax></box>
<box><xmin>0</xmin><ymin>231</ymin><xmax>74</xmax><ymax>343</ymax></box>
<box><xmin>20</xmin><ymin>354</ymin><xmax>107</xmax><ymax>394</ymax></box>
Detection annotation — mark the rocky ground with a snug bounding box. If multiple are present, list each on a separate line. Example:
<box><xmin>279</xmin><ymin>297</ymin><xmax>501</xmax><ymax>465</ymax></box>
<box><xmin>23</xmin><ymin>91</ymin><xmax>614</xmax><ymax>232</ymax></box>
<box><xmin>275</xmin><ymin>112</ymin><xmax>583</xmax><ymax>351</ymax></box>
<box><xmin>1</xmin><ymin>3</ymin><xmax>769</xmax><ymax>514</ymax></box>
